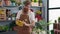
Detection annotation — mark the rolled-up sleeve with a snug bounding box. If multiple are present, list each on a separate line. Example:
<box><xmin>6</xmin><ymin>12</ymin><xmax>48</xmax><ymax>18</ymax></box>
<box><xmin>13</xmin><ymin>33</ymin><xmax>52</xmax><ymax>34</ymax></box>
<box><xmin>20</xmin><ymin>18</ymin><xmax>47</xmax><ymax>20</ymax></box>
<box><xmin>30</xmin><ymin>12</ymin><xmax>35</xmax><ymax>22</ymax></box>
<box><xmin>16</xmin><ymin>11</ymin><xmax>21</xmax><ymax>20</ymax></box>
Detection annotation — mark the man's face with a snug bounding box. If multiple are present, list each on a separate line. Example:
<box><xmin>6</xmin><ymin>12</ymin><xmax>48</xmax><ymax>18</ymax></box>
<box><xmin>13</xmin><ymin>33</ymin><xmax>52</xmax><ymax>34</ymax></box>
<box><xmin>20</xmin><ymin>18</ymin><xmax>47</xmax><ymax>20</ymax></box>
<box><xmin>24</xmin><ymin>6</ymin><xmax>29</xmax><ymax>12</ymax></box>
<box><xmin>23</xmin><ymin>5</ymin><xmax>30</xmax><ymax>12</ymax></box>
<box><xmin>26</xmin><ymin>5</ymin><xmax>31</xmax><ymax>8</ymax></box>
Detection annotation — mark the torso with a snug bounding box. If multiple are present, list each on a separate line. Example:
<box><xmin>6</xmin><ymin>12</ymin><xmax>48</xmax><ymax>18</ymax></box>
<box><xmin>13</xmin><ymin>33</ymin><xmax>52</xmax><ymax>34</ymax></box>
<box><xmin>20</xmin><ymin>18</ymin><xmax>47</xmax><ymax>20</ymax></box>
<box><xmin>20</xmin><ymin>13</ymin><xmax>30</xmax><ymax>26</ymax></box>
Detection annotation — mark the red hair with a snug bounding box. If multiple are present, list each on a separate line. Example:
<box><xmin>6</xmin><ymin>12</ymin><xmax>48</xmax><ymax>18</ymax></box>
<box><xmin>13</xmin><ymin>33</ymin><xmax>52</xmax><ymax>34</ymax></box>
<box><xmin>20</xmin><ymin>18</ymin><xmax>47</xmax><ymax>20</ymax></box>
<box><xmin>24</xmin><ymin>0</ymin><xmax>31</xmax><ymax>6</ymax></box>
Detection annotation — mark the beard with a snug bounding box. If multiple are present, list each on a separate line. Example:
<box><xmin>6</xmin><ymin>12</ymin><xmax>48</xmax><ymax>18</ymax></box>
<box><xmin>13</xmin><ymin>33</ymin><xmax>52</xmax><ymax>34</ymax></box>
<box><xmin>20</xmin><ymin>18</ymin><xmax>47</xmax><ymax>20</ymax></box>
<box><xmin>23</xmin><ymin>7</ymin><xmax>29</xmax><ymax>14</ymax></box>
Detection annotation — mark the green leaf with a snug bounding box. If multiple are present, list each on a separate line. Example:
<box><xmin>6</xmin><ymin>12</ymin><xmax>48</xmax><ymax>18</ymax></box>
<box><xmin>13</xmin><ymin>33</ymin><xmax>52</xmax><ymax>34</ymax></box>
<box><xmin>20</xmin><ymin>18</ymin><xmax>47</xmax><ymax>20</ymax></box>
<box><xmin>10</xmin><ymin>0</ymin><xmax>16</xmax><ymax>2</ymax></box>
<box><xmin>40</xmin><ymin>0</ymin><xmax>42</xmax><ymax>3</ymax></box>
<box><xmin>0</xmin><ymin>26</ymin><xmax>3</xmax><ymax>31</ymax></box>
<box><xmin>34</xmin><ymin>0</ymin><xmax>37</xmax><ymax>2</ymax></box>
<box><xmin>5</xmin><ymin>25</ymin><xmax>9</xmax><ymax>31</ymax></box>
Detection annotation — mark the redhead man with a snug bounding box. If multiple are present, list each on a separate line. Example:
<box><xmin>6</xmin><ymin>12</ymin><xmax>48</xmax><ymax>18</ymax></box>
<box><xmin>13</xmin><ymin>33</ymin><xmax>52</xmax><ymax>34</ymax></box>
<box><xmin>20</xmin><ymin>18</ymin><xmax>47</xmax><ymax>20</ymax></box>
<box><xmin>16</xmin><ymin>0</ymin><xmax>35</xmax><ymax>34</ymax></box>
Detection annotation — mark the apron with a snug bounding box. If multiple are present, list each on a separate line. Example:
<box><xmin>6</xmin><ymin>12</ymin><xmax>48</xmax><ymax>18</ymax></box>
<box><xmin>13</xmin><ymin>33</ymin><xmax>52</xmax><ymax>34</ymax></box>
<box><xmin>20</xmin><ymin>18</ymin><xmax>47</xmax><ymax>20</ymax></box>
<box><xmin>14</xmin><ymin>13</ymin><xmax>32</xmax><ymax>34</ymax></box>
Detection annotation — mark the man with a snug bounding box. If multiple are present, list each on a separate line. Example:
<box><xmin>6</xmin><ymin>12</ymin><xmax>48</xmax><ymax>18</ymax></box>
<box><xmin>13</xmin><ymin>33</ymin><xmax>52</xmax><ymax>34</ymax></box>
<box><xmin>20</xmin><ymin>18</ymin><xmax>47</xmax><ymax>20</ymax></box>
<box><xmin>16</xmin><ymin>0</ymin><xmax>35</xmax><ymax>34</ymax></box>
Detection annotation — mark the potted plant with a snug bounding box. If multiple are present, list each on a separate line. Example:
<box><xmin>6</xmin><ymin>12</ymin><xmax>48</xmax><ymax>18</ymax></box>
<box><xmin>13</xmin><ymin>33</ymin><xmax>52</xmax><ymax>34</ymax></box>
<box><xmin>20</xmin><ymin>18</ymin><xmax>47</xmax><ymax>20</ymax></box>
<box><xmin>32</xmin><ymin>19</ymin><xmax>53</xmax><ymax>34</ymax></box>
<box><xmin>2</xmin><ymin>25</ymin><xmax>9</xmax><ymax>32</ymax></box>
<box><xmin>4</xmin><ymin>0</ymin><xmax>11</xmax><ymax>6</ymax></box>
<box><xmin>11</xmin><ymin>13</ymin><xmax>16</xmax><ymax>20</ymax></box>
<box><xmin>10</xmin><ymin>0</ymin><xmax>16</xmax><ymax>6</ymax></box>
<box><xmin>58</xmin><ymin>17</ymin><xmax>60</xmax><ymax>23</ymax></box>
<box><xmin>16</xmin><ymin>2</ymin><xmax>21</xmax><ymax>6</ymax></box>
<box><xmin>0</xmin><ymin>25</ymin><xmax>9</xmax><ymax>32</ymax></box>
<box><xmin>0</xmin><ymin>26</ymin><xmax>3</xmax><ymax>31</ymax></box>
<box><xmin>51</xmin><ymin>30</ymin><xmax>54</xmax><ymax>34</ymax></box>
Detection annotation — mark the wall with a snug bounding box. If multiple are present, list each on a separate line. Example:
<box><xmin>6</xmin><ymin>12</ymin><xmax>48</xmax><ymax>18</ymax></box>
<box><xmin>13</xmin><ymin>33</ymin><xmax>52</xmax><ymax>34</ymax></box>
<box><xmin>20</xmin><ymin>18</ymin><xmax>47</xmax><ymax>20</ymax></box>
<box><xmin>42</xmin><ymin>0</ymin><xmax>47</xmax><ymax>34</ymax></box>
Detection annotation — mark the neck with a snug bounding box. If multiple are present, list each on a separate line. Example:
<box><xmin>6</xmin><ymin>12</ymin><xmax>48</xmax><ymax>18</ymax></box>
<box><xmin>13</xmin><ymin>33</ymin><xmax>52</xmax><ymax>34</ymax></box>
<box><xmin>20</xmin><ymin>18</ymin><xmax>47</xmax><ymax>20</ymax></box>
<box><xmin>23</xmin><ymin>11</ymin><xmax>28</xmax><ymax>14</ymax></box>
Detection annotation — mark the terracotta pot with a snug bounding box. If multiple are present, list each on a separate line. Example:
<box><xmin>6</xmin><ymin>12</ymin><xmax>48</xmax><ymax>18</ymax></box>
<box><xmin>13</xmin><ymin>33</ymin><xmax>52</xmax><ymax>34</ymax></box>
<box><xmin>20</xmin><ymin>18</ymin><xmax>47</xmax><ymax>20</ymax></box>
<box><xmin>4</xmin><ymin>0</ymin><xmax>11</xmax><ymax>6</ymax></box>
<box><xmin>0</xmin><ymin>1</ymin><xmax>2</xmax><ymax>6</ymax></box>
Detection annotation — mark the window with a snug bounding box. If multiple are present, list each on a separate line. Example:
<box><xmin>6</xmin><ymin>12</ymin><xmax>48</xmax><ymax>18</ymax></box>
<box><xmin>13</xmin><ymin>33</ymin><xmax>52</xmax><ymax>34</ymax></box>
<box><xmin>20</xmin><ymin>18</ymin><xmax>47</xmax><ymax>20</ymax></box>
<box><xmin>49</xmin><ymin>0</ymin><xmax>60</xmax><ymax>8</ymax></box>
<box><xmin>49</xmin><ymin>9</ymin><xmax>60</xmax><ymax>30</ymax></box>
<box><xmin>49</xmin><ymin>0</ymin><xmax>60</xmax><ymax>34</ymax></box>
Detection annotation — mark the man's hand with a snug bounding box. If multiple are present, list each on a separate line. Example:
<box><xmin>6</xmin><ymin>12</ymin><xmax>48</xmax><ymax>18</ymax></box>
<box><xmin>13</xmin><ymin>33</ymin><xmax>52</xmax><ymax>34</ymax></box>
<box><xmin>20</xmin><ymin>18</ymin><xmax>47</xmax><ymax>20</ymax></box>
<box><xmin>23</xmin><ymin>21</ymin><xmax>35</xmax><ymax>28</ymax></box>
<box><xmin>23</xmin><ymin>21</ymin><xmax>31</xmax><ymax>27</ymax></box>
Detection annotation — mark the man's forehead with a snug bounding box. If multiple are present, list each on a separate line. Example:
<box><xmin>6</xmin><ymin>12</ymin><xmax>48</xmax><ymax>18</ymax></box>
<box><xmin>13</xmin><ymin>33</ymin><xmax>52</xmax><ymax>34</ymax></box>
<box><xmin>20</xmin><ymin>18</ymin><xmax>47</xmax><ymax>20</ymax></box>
<box><xmin>24</xmin><ymin>6</ymin><xmax>29</xmax><ymax>9</ymax></box>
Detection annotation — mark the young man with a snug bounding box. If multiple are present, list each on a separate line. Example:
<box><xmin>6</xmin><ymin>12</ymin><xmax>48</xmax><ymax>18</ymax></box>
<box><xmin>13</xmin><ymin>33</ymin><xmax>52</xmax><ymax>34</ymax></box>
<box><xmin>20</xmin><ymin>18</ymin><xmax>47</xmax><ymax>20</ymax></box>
<box><xmin>16</xmin><ymin>0</ymin><xmax>35</xmax><ymax>34</ymax></box>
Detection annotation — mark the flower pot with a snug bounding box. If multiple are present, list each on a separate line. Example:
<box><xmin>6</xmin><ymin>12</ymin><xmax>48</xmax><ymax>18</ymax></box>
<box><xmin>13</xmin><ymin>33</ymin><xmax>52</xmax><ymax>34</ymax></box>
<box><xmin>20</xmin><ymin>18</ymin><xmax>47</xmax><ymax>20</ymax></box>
<box><xmin>0</xmin><ymin>1</ymin><xmax>2</xmax><ymax>6</ymax></box>
<box><xmin>58</xmin><ymin>17</ymin><xmax>60</xmax><ymax>23</ymax></box>
<box><xmin>51</xmin><ymin>30</ymin><xmax>54</xmax><ymax>34</ymax></box>
<box><xmin>4</xmin><ymin>0</ymin><xmax>11</xmax><ymax>6</ymax></box>
<box><xmin>11</xmin><ymin>2</ymin><xmax>16</xmax><ymax>6</ymax></box>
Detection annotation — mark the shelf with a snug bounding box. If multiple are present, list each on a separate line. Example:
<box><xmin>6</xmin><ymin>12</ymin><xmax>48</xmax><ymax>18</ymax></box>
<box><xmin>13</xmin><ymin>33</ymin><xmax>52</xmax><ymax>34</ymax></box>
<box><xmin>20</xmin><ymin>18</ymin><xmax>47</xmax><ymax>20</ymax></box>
<box><xmin>0</xmin><ymin>20</ymin><xmax>15</xmax><ymax>26</ymax></box>
<box><xmin>0</xmin><ymin>6</ymin><xmax>2</xmax><ymax>7</ymax></box>
<box><xmin>0</xmin><ymin>31</ymin><xmax>17</xmax><ymax>34</ymax></box>
<box><xmin>4</xmin><ymin>5</ymin><xmax>22</xmax><ymax>7</ymax></box>
<box><xmin>0</xmin><ymin>6</ymin><xmax>42</xmax><ymax>8</ymax></box>
<box><xmin>0</xmin><ymin>20</ymin><xmax>15</xmax><ymax>22</ymax></box>
<box><xmin>0</xmin><ymin>5</ymin><xmax>22</xmax><ymax>8</ymax></box>
<box><xmin>31</xmin><ymin>6</ymin><xmax>42</xmax><ymax>8</ymax></box>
